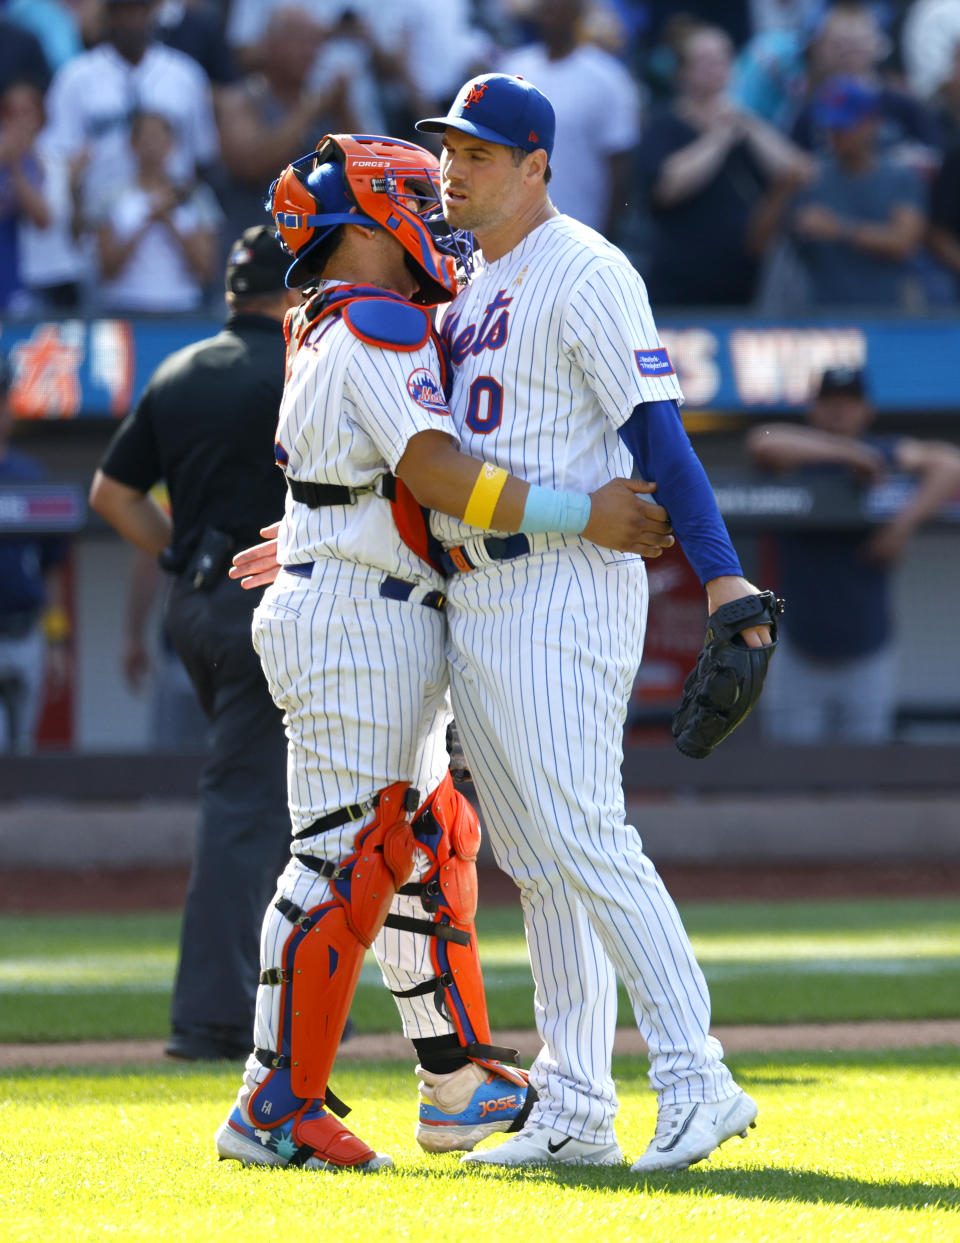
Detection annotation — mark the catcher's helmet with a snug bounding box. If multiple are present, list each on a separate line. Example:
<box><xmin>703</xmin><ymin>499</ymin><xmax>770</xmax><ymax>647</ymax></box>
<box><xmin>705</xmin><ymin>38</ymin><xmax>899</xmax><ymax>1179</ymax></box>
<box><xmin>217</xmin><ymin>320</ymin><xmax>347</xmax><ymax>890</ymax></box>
<box><xmin>268</xmin><ymin>133</ymin><xmax>473</xmax><ymax>301</ymax></box>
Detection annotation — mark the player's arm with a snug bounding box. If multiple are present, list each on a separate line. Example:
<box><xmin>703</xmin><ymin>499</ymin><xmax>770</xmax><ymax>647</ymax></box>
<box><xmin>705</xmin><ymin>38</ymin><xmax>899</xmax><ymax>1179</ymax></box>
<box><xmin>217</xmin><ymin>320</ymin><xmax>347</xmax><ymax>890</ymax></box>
<box><xmin>394</xmin><ymin>428</ymin><xmax>674</xmax><ymax>556</ymax></box>
<box><xmin>618</xmin><ymin>400</ymin><xmax>770</xmax><ymax>647</ymax></box>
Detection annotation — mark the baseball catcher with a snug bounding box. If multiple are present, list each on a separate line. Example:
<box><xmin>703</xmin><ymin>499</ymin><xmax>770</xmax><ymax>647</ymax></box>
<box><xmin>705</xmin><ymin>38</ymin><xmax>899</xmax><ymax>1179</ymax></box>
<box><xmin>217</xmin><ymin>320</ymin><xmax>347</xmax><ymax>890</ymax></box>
<box><xmin>672</xmin><ymin>591</ymin><xmax>783</xmax><ymax>758</ymax></box>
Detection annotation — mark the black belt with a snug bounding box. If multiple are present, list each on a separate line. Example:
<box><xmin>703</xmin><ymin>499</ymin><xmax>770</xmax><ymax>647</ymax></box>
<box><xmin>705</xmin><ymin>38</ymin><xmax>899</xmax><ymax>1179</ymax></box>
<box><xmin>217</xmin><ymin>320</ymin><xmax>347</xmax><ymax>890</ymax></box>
<box><xmin>288</xmin><ymin>475</ymin><xmax>397</xmax><ymax>507</ymax></box>
<box><xmin>283</xmin><ymin>565</ymin><xmax>444</xmax><ymax>610</ymax></box>
<box><xmin>439</xmin><ymin>534</ymin><xmax>531</xmax><ymax>575</ymax></box>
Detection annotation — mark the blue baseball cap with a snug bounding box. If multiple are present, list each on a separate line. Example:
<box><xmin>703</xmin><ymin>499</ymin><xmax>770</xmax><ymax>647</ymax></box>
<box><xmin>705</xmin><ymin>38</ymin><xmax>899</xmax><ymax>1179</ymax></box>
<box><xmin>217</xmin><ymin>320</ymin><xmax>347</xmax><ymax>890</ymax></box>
<box><xmin>813</xmin><ymin>76</ymin><xmax>880</xmax><ymax>132</ymax></box>
<box><xmin>416</xmin><ymin>74</ymin><xmax>556</xmax><ymax>160</ymax></box>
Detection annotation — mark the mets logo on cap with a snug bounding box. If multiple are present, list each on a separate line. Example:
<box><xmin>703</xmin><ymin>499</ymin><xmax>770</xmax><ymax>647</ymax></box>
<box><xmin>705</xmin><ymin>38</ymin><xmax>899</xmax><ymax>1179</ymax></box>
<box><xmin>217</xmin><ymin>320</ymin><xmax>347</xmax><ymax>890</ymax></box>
<box><xmin>463</xmin><ymin>83</ymin><xmax>488</xmax><ymax>108</ymax></box>
<box><xmin>407</xmin><ymin>368</ymin><xmax>448</xmax><ymax>413</ymax></box>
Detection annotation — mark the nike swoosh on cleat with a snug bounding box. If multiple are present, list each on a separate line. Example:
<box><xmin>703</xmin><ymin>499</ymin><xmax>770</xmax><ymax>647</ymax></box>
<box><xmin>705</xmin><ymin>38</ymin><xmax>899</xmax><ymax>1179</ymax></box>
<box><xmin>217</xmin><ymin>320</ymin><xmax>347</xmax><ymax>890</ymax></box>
<box><xmin>547</xmin><ymin>1137</ymin><xmax>572</xmax><ymax>1154</ymax></box>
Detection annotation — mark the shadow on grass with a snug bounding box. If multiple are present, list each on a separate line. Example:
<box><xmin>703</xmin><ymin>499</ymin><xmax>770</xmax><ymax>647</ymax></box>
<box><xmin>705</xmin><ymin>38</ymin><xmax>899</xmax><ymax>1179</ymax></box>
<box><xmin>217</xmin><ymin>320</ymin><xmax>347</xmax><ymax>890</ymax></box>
<box><xmin>446</xmin><ymin>1163</ymin><xmax>959</xmax><ymax>1210</ymax></box>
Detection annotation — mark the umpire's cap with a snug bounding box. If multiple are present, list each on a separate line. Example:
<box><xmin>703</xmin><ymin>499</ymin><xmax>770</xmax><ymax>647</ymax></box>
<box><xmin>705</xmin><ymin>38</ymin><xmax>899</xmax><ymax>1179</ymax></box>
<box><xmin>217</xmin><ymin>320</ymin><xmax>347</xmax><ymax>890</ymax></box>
<box><xmin>417</xmin><ymin>74</ymin><xmax>556</xmax><ymax>159</ymax></box>
<box><xmin>225</xmin><ymin>226</ymin><xmax>291</xmax><ymax>296</ymax></box>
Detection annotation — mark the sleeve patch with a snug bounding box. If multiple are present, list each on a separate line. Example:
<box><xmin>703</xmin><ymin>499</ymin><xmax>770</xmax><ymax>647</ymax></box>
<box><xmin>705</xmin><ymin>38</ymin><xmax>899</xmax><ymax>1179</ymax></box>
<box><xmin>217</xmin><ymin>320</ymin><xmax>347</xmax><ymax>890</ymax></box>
<box><xmin>406</xmin><ymin>367</ymin><xmax>449</xmax><ymax>414</ymax></box>
<box><xmin>634</xmin><ymin>347</ymin><xmax>675</xmax><ymax>377</ymax></box>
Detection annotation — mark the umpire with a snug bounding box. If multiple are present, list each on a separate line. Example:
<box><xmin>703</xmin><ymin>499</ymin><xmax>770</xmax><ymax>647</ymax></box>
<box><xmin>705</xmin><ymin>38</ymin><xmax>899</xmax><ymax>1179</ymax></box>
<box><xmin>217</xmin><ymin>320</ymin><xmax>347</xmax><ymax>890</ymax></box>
<box><xmin>90</xmin><ymin>227</ymin><xmax>299</xmax><ymax>1060</ymax></box>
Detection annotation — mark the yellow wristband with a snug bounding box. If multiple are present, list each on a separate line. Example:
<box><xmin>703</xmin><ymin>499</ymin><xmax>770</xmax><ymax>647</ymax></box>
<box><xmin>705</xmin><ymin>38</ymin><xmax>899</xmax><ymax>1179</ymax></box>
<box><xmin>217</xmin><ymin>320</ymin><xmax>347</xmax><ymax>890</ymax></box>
<box><xmin>463</xmin><ymin>463</ymin><xmax>509</xmax><ymax>529</ymax></box>
<box><xmin>42</xmin><ymin>606</ymin><xmax>71</xmax><ymax>643</ymax></box>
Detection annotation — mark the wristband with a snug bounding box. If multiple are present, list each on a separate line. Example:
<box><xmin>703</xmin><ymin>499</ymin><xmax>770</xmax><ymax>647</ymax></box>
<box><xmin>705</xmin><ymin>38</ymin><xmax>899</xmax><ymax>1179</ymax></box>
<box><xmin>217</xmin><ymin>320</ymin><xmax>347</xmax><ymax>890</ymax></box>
<box><xmin>463</xmin><ymin>463</ymin><xmax>509</xmax><ymax>528</ymax></box>
<box><xmin>519</xmin><ymin>484</ymin><xmax>592</xmax><ymax>535</ymax></box>
<box><xmin>42</xmin><ymin>605</ymin><xmax>71</xmax><ymax>643</ymax></box>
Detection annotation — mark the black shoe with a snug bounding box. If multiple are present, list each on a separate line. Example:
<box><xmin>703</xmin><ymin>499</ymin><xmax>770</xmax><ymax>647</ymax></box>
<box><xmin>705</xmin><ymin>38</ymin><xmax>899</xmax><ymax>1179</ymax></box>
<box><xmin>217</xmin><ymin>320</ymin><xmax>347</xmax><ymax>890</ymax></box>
<box><xmin>165</xmin><ymin>1024</ymin><xmax>251</xmax><ymax>1062</ymax></box>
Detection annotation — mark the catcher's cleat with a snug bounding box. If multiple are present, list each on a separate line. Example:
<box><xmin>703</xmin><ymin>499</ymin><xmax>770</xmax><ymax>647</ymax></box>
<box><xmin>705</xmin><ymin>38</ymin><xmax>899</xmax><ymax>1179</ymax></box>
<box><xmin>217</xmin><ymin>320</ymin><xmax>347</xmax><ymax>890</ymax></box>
<box><xmin>215</xmin><ymin>1102</ymin><xmax>392</xmax><ymax>1172</ymax></box>
<box><xmin>630</xmin><ymin>1090</ymin><xmax>758</xmax><ymax>1173</ymax></box>
<box><xmin>415</xmin><ymin>1062</ymin><xmax>537</xmax><ymax>1152</ymax></box>
<box><xmin>460</xmin><ymin>1121</ymin><xmax>623</xmax><ymax>1167</ymax></box>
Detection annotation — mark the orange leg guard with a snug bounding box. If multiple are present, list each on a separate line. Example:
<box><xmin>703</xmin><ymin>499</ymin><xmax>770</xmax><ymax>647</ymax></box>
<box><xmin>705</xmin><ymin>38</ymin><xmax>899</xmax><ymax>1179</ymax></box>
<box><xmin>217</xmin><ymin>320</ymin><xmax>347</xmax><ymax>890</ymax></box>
<box><xmin>385</xmin><ymin>772</ymin><xmax>526</xmax><ymax>1088</ymax></box>
<box><xmin>250</xmin><ymin>780</ymin><xmax>418</xmax><ymax>1125</ymax></box>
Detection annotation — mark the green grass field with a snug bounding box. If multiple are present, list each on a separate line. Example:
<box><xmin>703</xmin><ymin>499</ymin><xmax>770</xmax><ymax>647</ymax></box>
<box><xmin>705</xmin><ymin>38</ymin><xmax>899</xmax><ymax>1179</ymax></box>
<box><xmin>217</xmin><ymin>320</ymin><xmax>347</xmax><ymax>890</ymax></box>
<box><xmin>1</xmin><ymin>896</ymin><xmax>958</xmax><ymax>1042</ymax></box>
<box><xmin>2</xmin><ymin>1052</ymin><xmax>958</xmax><ymax>1243</ymax></box>
<box><xmin>1</xmin><ymin>894</ymin><xmax>958</xmax><ymax>1241</ymax></box>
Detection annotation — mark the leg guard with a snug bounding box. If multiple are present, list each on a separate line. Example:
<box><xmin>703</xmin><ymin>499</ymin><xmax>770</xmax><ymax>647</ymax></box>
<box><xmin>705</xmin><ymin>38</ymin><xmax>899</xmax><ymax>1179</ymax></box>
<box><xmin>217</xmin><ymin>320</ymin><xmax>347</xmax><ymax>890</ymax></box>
<box><xmin>249</xmin><ymin>781</ymin><xmax>418</xmax><ymax>1137</ymax></box>
<box><xmin>386</xmin><ymin>772</ymin><xmax>527</xmax><ymax>1089</ymax></box>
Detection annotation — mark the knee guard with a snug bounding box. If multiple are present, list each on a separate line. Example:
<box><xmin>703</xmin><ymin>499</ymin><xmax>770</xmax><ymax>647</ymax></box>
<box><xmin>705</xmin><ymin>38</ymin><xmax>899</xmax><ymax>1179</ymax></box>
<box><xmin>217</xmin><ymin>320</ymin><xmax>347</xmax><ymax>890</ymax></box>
<box><xmin>386</xmin><ymin>772</ymin><xmax>526</xmax><ymax>1089</ymax></box>
<box><xmin>250</xmin><ymin>781</ymin><xmax>419</xmax><ymax>1127</ymax></box>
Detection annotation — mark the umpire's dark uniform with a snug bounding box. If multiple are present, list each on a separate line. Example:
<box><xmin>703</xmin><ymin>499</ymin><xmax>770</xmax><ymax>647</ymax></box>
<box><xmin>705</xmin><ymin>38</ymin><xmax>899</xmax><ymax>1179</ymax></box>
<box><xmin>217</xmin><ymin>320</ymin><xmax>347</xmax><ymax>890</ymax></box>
<box><xmin>96</xmin><ymin>229</ymin><xmax>295</xmax><ymax>1059</ymax></box>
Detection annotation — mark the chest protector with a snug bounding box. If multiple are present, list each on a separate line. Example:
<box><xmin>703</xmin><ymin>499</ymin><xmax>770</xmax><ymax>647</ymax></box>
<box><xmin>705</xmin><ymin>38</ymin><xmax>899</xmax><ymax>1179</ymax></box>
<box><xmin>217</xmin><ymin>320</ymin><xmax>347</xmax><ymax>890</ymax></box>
<box><xmin>284</xmin><ymin>285</ymin><xmax>450</xmax><ymax>575</ymax></box>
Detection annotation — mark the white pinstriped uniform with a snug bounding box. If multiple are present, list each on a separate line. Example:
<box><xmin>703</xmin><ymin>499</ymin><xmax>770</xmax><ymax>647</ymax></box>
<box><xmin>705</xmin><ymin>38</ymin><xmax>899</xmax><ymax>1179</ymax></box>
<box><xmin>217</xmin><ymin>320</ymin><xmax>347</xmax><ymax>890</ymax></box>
<box><xmin>242</xmin><ymin>289</ymin><xmax>463</xmax><ymax>1094</ymax></box>
<box><xmin>433</xmin><ymin>215</ymin><xmax>737</xmax><ymax>1143</ymax></box>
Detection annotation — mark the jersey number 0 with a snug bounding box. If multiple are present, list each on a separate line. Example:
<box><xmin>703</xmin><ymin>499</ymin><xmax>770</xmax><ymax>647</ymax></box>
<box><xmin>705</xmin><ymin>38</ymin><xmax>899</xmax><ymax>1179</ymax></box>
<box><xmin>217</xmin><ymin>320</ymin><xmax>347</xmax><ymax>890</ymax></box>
<box><xmin>464</xmin><ymin>376</ymin><xmax>503</xmax><ymax>434</ymax></box>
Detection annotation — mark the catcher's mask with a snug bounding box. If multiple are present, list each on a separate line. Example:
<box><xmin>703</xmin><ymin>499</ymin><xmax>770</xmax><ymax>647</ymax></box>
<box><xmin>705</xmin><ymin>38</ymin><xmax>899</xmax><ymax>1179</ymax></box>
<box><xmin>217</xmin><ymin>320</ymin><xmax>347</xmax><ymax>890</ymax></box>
<box><xmin>268</xmin><ymin>133</ymin><xmax>474</xmax><ymax>301</ymax></box>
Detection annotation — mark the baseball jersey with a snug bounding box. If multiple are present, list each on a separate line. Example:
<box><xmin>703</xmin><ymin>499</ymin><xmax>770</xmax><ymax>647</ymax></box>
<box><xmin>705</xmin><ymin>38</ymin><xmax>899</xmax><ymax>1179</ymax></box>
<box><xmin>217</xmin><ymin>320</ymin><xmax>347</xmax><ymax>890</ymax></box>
<box><xmin>276</xmin><ymin>285</ymin><xmax>457</xmax><ymax>589</ymax></box>
<box><xmin>431</xmin><ymin>213</ymin><xmax>683</xmax><ymax>547</ymax></box>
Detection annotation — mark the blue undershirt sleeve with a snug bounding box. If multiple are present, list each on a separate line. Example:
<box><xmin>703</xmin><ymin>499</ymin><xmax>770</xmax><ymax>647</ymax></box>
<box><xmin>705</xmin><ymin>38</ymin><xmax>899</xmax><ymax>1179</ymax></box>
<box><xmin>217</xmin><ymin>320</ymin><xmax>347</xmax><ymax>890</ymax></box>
<box><xmin>617</xmin><ymin>400</ymin><xmax>742</xmax><ymax>584</ymax></box>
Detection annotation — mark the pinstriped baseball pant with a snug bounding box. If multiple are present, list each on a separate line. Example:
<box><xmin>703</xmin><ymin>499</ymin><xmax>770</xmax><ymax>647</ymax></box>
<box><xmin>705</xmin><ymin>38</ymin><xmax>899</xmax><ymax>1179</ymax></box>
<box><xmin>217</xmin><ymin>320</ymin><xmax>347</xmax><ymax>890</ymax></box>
<box><xmin>240</xmin><ymin>567</ymin><xmax>460</xmax><ymax>1094</ymax></box>
<box><xmin>446</xmin><ymin>543</ymin><xmax>737</xmax><ymax>1144</ymax></box>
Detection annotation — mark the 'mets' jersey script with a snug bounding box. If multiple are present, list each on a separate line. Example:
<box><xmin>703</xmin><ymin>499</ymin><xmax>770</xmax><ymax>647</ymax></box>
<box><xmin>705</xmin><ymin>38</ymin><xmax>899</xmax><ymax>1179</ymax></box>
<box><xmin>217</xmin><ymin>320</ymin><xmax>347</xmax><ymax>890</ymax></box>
<box><xmin>275</xmin><ymin>296</ymin><xmax>456</xmax><ymax>588</ymax></box>
<box><xmin>431</xmin><ymin>214</ymin><xmax>684</xmax><ymax>547</ymax></box>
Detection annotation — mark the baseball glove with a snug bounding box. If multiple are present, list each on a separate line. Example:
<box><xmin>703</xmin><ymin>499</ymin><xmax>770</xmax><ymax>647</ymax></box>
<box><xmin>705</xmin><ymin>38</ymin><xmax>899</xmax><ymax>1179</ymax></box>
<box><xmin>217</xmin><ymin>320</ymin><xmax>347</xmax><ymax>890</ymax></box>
<box><xmin>672</xmin><ymin>591</ymin><xmax>783</xmax><ymax>759</ymax></box>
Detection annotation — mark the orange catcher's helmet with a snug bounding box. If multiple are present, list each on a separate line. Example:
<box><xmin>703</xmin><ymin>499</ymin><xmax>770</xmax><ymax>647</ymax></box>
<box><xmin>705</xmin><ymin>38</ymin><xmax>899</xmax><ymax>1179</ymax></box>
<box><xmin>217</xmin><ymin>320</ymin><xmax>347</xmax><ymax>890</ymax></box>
<box><xmin>268</xmin><ymin>133</ymin><xmax>474</xmax><ymax>301</ymax></box>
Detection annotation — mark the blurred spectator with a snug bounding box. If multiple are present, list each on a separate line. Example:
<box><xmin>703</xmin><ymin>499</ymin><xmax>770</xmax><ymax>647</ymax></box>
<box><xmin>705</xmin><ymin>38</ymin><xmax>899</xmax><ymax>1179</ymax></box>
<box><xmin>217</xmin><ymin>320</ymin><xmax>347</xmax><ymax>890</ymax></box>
<box><xmin>96</xmin><ymin>110</ymin><xmax>220</xmax><ymax>312</ymax></box>
<box><xmin>0</xmin><ymin>81</ymin><xmax>53</xmax><ymax>314</ymax></box>
<box><xmin>389</xmin><ymin>0</ymin><xmax>497</xmax><ymax>118</ymax></box>
<box><xmin>0</xmin><ymin>81</ymin><xmax>87</xmax><ymax>312</ymax></box>
<box><xmin>789</xmin><ymin>3</ymin><xmax>940</xmax><ymax>169</ymax></box>
<box><xmin>3</xmin><ymin>0</ymin><xmax>100</xmax><ymax>74</ymax></box>
<box><xmin>782</xmin><ymin>77</ymin><xmax>926</xmax><ymax>307</ymax></box>
<box><xmin>749</xmin><ymin>0</ymin><xmax>827</xmax><ymax>33</ymax></box>
<box><xmin>224</xmin><ymin>1</ymin><xmax>393</xmax><ymax>127</ymax></box>
<box><xmin>41</xmin><ymin>0</ymin><xmax>219</xmax><ymax>226</ymax></box>
<box><xmin>153</xmin><ymin>0</ymin><xmax>239</xmax><ymax>87</ymax></box>
<box><xmin>0</xmin><ymin>352</ymin><xmax>71</xmax><ymax>753</ymax></box>
<box><xmin>927</xmin><ymin>139</ymin><xmax>960</xmax><ymax>293</ymax></box>
<box><xmin>746</xmin><ymin>365</ymin><xmax>960</xmax><ymax>743</ymax></box>
<box><xmin>638</xmin><ymin>2</ymin><xmax>751</xmax><ymax>49</ymax></box>
<box><xmin>929</xmin><ymin>40</ymin><xmax>960</xmax><ymax>148</ymax></box>
<box><xmin>500</xmin><ymin>0</ymin><xmax>641</xmax><ymax>236</ymax></box>
<box><xmin>0</xmin><ymin>16</ymin><xmax>52</xmax><ymax>96</ymax></box>
<box><xmin>216</xmin><ymin>6</ymin><xmax>358</xmax><ymax>252</ymax></box>
<box><xmin>732</xmin><ymin>9</ymin><xmax>821</xmax><ymax>129</ymax></box>
<box><xmin>636</xmin><ymin>23</ymin><xmax>812</xmax><ymax>306</ymax></box>
<box><xmin>901</xmin><ymin>0</ymin><xmax>960</xmax><ymax>101</ymax></box>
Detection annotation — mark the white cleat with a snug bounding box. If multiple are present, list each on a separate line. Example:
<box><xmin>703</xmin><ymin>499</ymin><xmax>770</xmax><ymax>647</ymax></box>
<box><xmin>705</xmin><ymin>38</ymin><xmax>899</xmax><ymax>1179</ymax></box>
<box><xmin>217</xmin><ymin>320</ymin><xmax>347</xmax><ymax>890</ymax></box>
<box><xmin>461</xmin><ymin>1121</ymin><xmax>623</xmax><ymax>1168</ymax></box>
<box><xmin>631</xmin><ymin>1090</ymin><xmax>758</xmax><ymax>1173</ymax></box>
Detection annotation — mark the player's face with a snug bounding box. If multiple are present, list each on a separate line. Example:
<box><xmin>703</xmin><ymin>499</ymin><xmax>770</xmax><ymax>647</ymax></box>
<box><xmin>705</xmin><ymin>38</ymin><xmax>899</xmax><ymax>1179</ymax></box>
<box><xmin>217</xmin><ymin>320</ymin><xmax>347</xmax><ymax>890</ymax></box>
<box><xmin>439</xmin><ymin>130</ymin><xmax>527</xmax><ymax>236</ymax></box>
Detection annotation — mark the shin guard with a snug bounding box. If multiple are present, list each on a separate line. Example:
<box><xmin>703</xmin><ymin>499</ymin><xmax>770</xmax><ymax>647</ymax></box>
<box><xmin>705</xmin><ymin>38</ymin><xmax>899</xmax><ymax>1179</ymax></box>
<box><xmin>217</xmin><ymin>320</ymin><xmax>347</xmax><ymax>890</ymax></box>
<box><xmin>386</xmin><ymin>772</ymin><xmax>527</xmax><ymax>1088</ymax></box>
<box><xmin>250</xmin><ymin>781</ymin><xmax>418</xmax><ymax>1129</ymax></box>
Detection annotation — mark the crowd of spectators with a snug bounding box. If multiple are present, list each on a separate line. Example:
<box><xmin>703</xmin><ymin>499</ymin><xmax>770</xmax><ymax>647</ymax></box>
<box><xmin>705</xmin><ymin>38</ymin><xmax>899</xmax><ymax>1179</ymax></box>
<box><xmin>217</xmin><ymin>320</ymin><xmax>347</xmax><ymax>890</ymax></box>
<box><xmin>2</xmin><ymin>0</ymin><xmax>960</xmax><ymax>314</ymax></box>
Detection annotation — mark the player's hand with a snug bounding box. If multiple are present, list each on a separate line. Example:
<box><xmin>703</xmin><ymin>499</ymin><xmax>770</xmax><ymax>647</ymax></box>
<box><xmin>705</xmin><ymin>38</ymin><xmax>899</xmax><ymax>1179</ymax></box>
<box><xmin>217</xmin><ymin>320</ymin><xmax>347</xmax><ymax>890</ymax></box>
<box><xmin>229</xmin><ymin>522</ymin><xmax>282</xmax><ymax>590</ymax></box>
<box><xmin>705</xmin><ymin>575</ymin><xmax>772</xmax><ymax>647</ymax></box>
<box><xmin>583</xmin><ymin>479</ymin><xmax>674</xmax><ymax>558</ymax></box>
